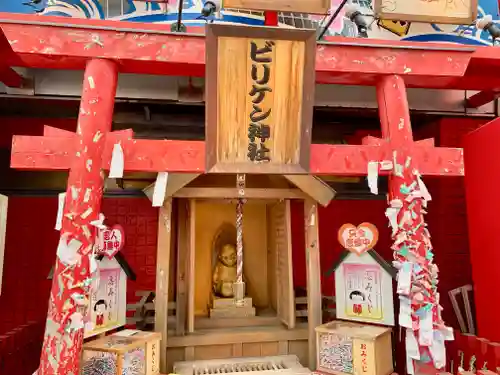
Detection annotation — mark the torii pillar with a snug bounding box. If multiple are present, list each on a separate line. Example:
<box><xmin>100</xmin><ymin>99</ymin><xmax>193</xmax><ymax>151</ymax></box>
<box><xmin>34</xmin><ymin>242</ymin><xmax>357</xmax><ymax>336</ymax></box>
<box><xmin>369</xmin><ymin>74</ymin><xmax>462</xmax><ymax>373</ymax></box>
<box><xmin>36</xmin><ymin>58</ymin><xmax>118</xmax><ymax>374</ymax></box>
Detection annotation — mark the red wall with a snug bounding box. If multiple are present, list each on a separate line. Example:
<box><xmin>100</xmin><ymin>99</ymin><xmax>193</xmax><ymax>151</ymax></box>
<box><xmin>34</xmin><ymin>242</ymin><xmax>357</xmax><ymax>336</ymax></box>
<box><xmin>0</xmin><ymin>196</ymin><xmax>158</xmax><ymax>335</ymax></box>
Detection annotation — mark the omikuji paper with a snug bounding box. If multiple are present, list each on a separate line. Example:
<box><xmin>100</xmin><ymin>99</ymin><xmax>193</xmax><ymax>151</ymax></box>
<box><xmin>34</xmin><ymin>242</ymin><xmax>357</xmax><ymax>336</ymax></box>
<box><xmin>367</xmin><ymin>161</ymin><xmax>379</xmax><ymax>195</ymax></box>
<box><xmin>55</xmin><ymin>193</ymin><xmax>66</xmax><ymax>231</ymax></box>
<box><xmin>109</xmin><ymin>143</ymin><xmax>124</xmax><ymax>178</ymax></box>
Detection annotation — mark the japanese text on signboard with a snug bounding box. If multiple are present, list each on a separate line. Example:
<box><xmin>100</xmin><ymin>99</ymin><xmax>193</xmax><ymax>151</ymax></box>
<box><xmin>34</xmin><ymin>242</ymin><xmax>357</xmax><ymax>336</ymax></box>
<box><xmin>360</xmin><ymin>343</ymin><xmax>368</xmax><ymax>372</ymax></box>
<box><xmin>344</xmin><ymin>264</ymin><xmax>383</xmax><ymax>321</ymax></box>
<box><xmin>248</xmin><ymin>40</ymin><xmax>274</xmax><ymax>163</ymax></box>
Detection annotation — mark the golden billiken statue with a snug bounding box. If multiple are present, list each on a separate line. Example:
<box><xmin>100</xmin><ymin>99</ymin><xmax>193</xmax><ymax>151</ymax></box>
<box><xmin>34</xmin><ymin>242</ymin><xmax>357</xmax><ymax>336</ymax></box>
<box><xmin>212</xmin><ymin>244</ymin><xmax>238</xmax><ymax>298</ymax></box>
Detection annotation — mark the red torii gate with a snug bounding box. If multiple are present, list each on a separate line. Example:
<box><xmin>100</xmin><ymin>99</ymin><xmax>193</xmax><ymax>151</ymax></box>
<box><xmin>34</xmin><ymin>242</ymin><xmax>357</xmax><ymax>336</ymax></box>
<box><xmin>4</xmin><ymin>15</ymin><xmax>465</xmax><ymax>375</ymax></box>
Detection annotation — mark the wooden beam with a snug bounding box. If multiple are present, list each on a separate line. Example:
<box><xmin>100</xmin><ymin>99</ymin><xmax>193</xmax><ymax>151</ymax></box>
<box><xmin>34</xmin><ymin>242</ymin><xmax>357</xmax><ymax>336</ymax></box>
<box><xmin>465</xmin><ymin>90</ymin><xmax>500</xmax><ymax>109</ymax></box>
<box><xmin>155</xmin><ymin>199</ymin><xmax>173</xmax><ymax>374</ymax></box>
<box><xmin>284</xmin><ymin>175</ymin><xmax>336</xmax><ymax>207</ymax></box>
<box><xmin>187</xmin><ymin>199</ymin><xmax>196</xmax><ymax>334</ymax></box>
<box><xmin>0</xmin><ymin>65</ymin><xmax>23</xmax><ymax>88</ymax></box>
<box><xmin>0</xmin><ymin>13</ymin><xmax>482</xmax><ymax>90</ymax></box>
<box><xmin>12</xmin><ymin>136</ymin><xmax>463</xmax><ymax>176</ymax></box>
<box><xmin>176</xmin><ymin>199</ymin><xmax>189</xmax><ymax>336</ymax></box>
<box><xmin>0</xmin><ymin>26</ymin><xmax>23</xmax><ymax>88</ymax></box>
<box><xmin>143</xmin><ymin>173</ymin><xmax>200</xmax><ymax>203</ymax></box>
<box><xmin>11</xmin><ymin>135</ymin><xmax>205</xmax><ymax>173</ymax></box>
<box><xmin>0</xmin><ymin>195</ymin><xmax>7</xmax><ymax>295</ymax></box>
<box><xmin>304</xmin><ymin>201</ymin><xmax>322</xmax><ymax>370</ymax></box>
<box><xmin>174</xmin><ymin>187</ymin><xmax>307</xmax><ymax>200</ymax></box>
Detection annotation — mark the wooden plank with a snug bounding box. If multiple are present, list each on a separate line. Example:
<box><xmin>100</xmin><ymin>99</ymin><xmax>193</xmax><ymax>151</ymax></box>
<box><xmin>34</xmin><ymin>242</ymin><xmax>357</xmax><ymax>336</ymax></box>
<box><xmin>269</xmin><ymin>200</ymin><xmax>295</xmax><ymax>329</ymax></box>
<box><xmin>374</xmin><ymin>0</ymin><xmax>477</xmax><ymax>24</ymax></box>
<box><xmin>175</xmin><ymin>188</ymin><xmax>307</xmax><ymax>200</ymax></box>
<box><xmin>155</xmin><ymin>198</ymin><xmax>173</xmax><ymax>374</ymax></box>
<box><xmin>187</xmin><ymin>199</ymin><xmax>196</xmax><ymax>333</ymax></box>
<box><xmin>0</xmin><ymin>195</ymin><xmax>7</xmax><ymax>295</ymax></box>
<box><xmin>144</xmin><ymin>174</ymin><xmax>201</xmax><ymax>204</ymax></box>
<box><xmin>304</xmin><ymin>200</ymin><xmax>322</xmax><ymax>370</ymax></box>
<box><xmin>168</xmin><ymin>325</ymin><xmax>308</xmax><ymax>347</ymax></box>
<box><xmin>206</xmin><ymin>24</ymin><xmax>315</xmax><ymax>174</ymax></box>
<box><xmin>223</xmin><ymin>0</ymin><xmax>329</xmax><ymax>13</ymax></box>
<box><xmin>284</xmin><ymin>175</ymin><xmax>335</xmax><ymax>207</ymax></box>
<box><xmin>176</xmin><ymin>199</ymin><xmax>189</xmax><ymax>336</ymax></box>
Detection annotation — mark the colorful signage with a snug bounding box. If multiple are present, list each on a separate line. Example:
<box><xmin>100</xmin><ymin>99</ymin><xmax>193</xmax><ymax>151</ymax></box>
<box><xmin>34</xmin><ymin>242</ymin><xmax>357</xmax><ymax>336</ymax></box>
<box><xmin>338</xmin><ymin>222</ymin><xmax>379</xmax><ymax>255</ymax></box>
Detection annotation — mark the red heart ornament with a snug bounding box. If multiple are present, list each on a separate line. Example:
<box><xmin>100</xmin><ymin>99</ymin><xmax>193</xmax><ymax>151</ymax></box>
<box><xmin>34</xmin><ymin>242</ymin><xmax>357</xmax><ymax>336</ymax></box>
<box><xmin>338</xmin><ymin>222</ymin><xmax>379</xmax><ymax>255</ymax></box>
<box><xmin>97</xmin><ymin>225</ymin><xmax>125</xmax><ymax>259</ymax></box>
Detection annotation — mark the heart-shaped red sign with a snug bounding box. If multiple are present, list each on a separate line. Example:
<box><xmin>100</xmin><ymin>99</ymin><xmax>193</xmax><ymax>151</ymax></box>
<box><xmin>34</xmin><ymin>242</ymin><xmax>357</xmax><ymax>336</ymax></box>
<box><xmin>97</xmin><ymin>225</ymin><xmax>125</xmax><ymax>259</ymax></box>
<box><xmin>338</xmin><ymin>222</ymin><xmax>379</xmax><ymax>255</ymax></box>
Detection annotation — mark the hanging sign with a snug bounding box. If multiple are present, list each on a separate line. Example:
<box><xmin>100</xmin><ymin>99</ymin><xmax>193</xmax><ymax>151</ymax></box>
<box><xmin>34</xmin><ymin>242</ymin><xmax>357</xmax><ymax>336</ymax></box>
<box><xmin>205</xmin><ymin>24</ymin><xmax>316</xmax><ymax>174</ymax></box>
<box><xmin>338</xmin><ymin>223</ymin><xmax>379</xmax><ymax>256</ymax></box>
<box><xmin>222</xmin><ymin>0</ymin><xmax>329</xmax><ymax>14</ymax></box>
<box><xmin>374</xmin><ymin>0</ymin><xmax>477</xmax><ymax>24</ymax></box>
<box><xmin>85</xmin><ymin>257</ymin><xmax>127</xmax><ymax>338</ymax></box>
<box><xmin>97</xmin><ymin>225</ymin><xmax>125</xmax><ymax>259</ymax></box>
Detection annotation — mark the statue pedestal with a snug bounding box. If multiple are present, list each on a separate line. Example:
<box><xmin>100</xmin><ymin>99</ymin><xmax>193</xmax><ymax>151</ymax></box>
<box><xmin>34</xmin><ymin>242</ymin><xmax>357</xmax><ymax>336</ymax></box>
<box><xmin>210</xmin><ymin>296</ymin><xmax>256</xmax><ymax>319</ymax></box>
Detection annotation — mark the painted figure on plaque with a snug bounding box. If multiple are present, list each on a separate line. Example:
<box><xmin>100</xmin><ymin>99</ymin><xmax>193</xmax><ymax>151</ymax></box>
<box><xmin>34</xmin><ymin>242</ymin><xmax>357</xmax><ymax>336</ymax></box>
<box><xmin>349</xmin><ymin>290</ymin><xmax>366</xmax><ymax>315</ymax></box>
<box><xmin>94</xmin><ymin>299</ymin><xmax>108</xmax><ymax>327</ymax></box>
<box><xmin>212</xmin><ymin>243</ymin><xmax>237</xmax><ymax>298</ymax></box>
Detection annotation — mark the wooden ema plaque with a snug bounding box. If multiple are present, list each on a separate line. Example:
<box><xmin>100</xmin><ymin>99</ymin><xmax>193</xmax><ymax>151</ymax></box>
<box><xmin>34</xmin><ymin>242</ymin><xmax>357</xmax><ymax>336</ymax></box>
<box><xmin>222</xmin><ymin>0</ymin><xmax>329</xmax><ymax>14</ymax></box>
<box><xmin>205</xmin><ymin>24</ymin><xmax>316</xmax><ymax>174</ymax></box>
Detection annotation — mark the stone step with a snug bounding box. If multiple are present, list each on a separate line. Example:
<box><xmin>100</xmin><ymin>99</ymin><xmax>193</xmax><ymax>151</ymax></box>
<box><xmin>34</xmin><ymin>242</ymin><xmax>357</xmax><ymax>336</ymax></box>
<box><xmin>209</xmin><ymin>306</ymin><xmax>256</xmax><ymax>319</ymax></box>
<box><xmin>212</xmin><ymin>296</ymin><xmax>253</xmax><ymax>309</ymax></box>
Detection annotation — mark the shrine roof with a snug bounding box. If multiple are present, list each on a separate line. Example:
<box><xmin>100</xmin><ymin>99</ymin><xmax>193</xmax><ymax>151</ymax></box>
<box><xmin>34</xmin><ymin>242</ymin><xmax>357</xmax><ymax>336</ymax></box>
<box><xmin>325</xmin><ymin>249</ymin><xmax>397</xmax><ymax>279</ymax></box>
<box><xmin>2</xmin><ymin>13</ymin><xmax>500</xmax><ymax>91</ymax></box>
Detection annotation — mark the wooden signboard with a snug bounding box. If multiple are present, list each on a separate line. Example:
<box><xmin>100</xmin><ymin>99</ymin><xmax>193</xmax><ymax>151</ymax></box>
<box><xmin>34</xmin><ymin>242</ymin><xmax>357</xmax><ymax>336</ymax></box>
<box><xmin>0</xmin><ymin>195</ymin><xmax>7</xmax><ymax>295</ymax></box>
<box><xmin>374</xmin><ymin>0</ymin><xmax>477</xmax><ymax>24</ymax></box>
<box><xmin>85</xmin><ymin>257</ymin><xmax>127</xmax><ymax>338</ymax></box>
<box><xmin>223</xmin><ymin>0</ymin><xmax>329</xmax><ymax>14</ymax></box>
<box><xmin>205</xmin><ymin>24</ymin><xmax>316</xmax><ymax>174</ymax></box>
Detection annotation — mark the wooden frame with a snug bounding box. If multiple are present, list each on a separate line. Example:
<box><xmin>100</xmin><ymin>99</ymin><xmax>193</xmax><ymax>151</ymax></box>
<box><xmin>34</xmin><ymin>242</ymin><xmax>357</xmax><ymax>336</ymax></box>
<box><xmin>374</xmin><ymin>0</ymin><xmax>477</xmax><ymax>25</ymax></box>
<box><xmin>205</xmin><ymin>24</ymin><xmax>316</xmax><ymax>175</ymax></box>
<box><xmin>155</xmin><ymin>199</ymin><xmax>173</xmax><ymax>373</ymax></box>
<box><xmin>304</xmin><ymin>201</ymin><xmax>321</xmax><ymax>371</ymax></box>
<box><xmin>0</xmin><ymin>195</ymin><xmax>7</xmax><ymax>295</ymax></box>
<box><xmin>223</xmin><ymin>0</ymin><xmax>330</xmax><ymax>14</ymax></box>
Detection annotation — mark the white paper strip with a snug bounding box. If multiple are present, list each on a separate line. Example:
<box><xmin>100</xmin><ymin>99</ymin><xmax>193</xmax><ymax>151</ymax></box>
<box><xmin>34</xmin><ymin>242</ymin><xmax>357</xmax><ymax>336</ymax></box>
<box><xmin>399</xmin><ymin>296</ymin><xmax>412</xmax><ymax>328</ymax></box>
<box><xmin>417</xmin><ymin>174</ymin><xmax>432</xmax><ymax>202</ymax></box>
<box><xmin>152</xmin><ymin>172</ymin><xmax>169</xmax><ymax>207</ymax></box>
<box><xmin>55</xmin><ymin>192</ymin><xmax>66</xmax><ymax>231</ymax></box>
<box><xmin>56</xmin><ymin>237</ymin><xmax>82</xmax><ymax>266</ymax></box>
<box><xmin>367</xmin><ymin>161</ymin><xmax>379</xmax><ymax>195</ymax></box>
<box><xmin>419</xmin><ymin>309</ymin><xmax>434</xmax><ymax>346</ymax></box>
<box><xmin>90</xmin><ymin>213</ymin><xmax>107</xmax><ymax>230</ymax></box>
<box><xmin>109</xmin><ymin>143</ymin><xmax>124</xmax><ymax>178</ymax></box>
<box><xmin>406</xmin><ymin>328</ymin><xmax>420</xmax><ymax>360</ymax></box>
<box><xmin>397</xmin><ymin>262</ymin><xmax>413</xmax><ymax>295</ymax></box>
<box><xmin>430</xmin><ymin>330</ymin><xmax>446</xmax><ymax>369</ymax></box>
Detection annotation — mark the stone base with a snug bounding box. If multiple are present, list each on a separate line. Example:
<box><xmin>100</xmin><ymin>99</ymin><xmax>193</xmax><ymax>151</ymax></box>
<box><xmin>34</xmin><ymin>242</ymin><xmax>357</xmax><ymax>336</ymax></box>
<box><xmin>212</xmin><ymin>296</ymin><xmax>253</xmax><ymax>309</ymax></box>
<box><xmin>210</xmin><ymin>296</ymin><xmax>256</xmax><ymax>318</ymax></box>
<box><xmin>210</xmin><ymin>306</ymin><xmax>256</xmax><ymax>319</ymax></box>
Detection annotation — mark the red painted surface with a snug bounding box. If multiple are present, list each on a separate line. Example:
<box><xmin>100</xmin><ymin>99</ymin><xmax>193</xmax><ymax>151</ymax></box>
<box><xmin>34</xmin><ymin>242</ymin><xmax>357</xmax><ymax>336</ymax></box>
<box><xmin>264</xmin><ymin>11</ymin><xmax>279</xmax><ymax>26</ymax></box>
<box><xmin>377</xmin><ymin>75</ymin><xmax>450</xmax><ymax>371</ymax></box>
<box><xmin>465</xmin><ymin>90</ymin><xmax>500</xmax><ymax>108</ymax></box>
<box><xmin>464</xmin><ymin>117</ymin><xmax>500</xmax><ymax>342</ymax></box>
<box><xmin>0</xmin><ymin>22</ymin><xmax>23</xmax><ymax>88</ymax></box>
<box><xmin>11</xmin><ymin>137</ymin><xmax>462</xmax><ymax>176</ymax></box>
<box><xmin>0</xmin><ymin>13</ymin><xmax>490</xmax><ymax>90</ymax></box>
<box><xmin>38</xmin><ymin>59</ymin><xmax>118</xmax><ymax>374</ymax></box>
